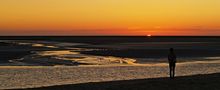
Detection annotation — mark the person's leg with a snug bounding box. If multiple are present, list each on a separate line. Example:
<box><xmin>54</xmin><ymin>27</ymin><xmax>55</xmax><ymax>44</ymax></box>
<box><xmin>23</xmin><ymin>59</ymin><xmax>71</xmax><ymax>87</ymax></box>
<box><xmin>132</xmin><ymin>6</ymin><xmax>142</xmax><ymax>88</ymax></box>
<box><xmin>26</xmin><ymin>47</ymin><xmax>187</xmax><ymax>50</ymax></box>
<box><xmin>169</xmin><ymin>63</ymin><xmax>172</xmax><ymax>78</ymax></box>
<box><xmin>173</xmin><ymin>63</ymin><xmax>176</xmax><ymax>78</ymax></box>
<box><xmin>173</xmin><ymin>63</ymin><xmax>176</xmax><ymax>77</ymax></box>
<box><xmin>171</xmin><ymin>66</ymin><xmax>174</xmax><ymax>78</ymax></box>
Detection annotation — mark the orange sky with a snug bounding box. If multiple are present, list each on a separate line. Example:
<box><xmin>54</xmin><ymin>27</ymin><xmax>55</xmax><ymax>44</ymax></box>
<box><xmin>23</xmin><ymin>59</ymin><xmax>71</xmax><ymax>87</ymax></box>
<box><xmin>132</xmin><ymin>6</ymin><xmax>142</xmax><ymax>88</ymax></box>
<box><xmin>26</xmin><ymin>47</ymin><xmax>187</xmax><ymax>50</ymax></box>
<box><xmin>0</xmin><ymin>0</ymin><xmax>220</xmax><ymax>36</ymax></box>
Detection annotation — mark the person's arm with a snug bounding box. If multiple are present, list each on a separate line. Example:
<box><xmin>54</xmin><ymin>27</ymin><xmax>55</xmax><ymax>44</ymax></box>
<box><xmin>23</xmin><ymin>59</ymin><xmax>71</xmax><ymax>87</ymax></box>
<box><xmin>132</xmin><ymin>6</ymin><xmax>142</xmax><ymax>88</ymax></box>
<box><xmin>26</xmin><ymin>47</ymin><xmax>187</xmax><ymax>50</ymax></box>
<box><xmin>174</xmin><ymin>54</ymin><xmax>177</xmax><ymax>63</ymax></box>
<box><xmin>168</xmin><ymin>54</ymin><xmax>171</xmax><ymax>62</ymax></box>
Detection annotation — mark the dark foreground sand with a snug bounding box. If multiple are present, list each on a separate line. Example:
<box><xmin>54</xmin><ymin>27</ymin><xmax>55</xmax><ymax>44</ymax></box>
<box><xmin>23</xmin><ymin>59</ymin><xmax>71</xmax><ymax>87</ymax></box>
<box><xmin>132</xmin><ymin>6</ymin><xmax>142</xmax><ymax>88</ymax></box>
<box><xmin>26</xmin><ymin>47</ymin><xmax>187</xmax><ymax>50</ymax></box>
<box><xmin>21</xmin><ymin>73</ymin><xmax>220</xmax><ymax>90</ymax></box>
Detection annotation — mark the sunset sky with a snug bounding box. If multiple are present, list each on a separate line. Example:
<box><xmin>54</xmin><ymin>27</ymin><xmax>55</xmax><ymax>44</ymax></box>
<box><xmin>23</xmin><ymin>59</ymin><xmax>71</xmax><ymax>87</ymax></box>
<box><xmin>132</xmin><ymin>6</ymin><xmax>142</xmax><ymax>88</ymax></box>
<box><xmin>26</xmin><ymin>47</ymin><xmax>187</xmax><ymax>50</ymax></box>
<box><xmin>0</xmin><ymin>0</ymin><xmax>220</xmax><ymax>36</ymax></box>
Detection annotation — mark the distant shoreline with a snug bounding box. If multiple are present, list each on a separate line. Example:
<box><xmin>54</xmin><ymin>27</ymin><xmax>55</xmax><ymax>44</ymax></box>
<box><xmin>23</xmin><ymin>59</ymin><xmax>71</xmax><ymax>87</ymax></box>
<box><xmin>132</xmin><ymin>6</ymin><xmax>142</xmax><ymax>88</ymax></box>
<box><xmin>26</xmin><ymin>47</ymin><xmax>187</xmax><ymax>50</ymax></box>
<box><xmin>0</xmin><ymin>35</ymin><xmax>220</xmax><ymax>37</ymax></box>
<box><xmin>1</xmin><ymin>36</ymin><xmax>220</xmax><ymax>45</ymax></box>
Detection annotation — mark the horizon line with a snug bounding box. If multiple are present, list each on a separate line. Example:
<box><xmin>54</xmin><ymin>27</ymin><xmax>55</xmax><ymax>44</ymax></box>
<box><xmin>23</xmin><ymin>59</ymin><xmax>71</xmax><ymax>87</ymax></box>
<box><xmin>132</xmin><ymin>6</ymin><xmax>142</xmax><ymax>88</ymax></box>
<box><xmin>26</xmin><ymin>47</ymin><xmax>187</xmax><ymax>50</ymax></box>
<box><xmin>0</xmin><ymin>35</ymin><xmax>220</xmax><ymax>37</ymax></box>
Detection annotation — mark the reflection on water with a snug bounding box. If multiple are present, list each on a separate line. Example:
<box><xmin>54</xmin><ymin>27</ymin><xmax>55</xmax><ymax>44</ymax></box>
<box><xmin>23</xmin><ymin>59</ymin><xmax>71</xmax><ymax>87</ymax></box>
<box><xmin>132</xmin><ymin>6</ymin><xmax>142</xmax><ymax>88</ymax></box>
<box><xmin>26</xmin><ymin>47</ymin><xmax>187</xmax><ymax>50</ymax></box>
<box><xmin>3</xmin><ymin>40</ymin><xmax>220</xmax><ymax>66</ymax></box>
<box><xmin>32</xmin><ymin>44</ymin><xmax>58</xmax><ymax>48</ymax></box>
<box><xmin>8</xmin><ymin>40</ymin><xmax>137</xmax><ymax>65</ymax></box>
<box><xmin>37</xmin><ymin>50</ymin><xmax>137</xmax><ymax>65</ymax></box>
<box><xmin>38</xmin><ymin>51</ymin><xmax>80</xmax><ymax>56</ymax></box>
<box><xmin>32</xmin><ymin>44</ymin><xmax>44</xmax><ymax>47</ymax></box>
<box><xmin>17</xmin><ymin>42</ymin><xmax>32</xmax><ymax>45</ymax></box>
<box><xmin>16</xmin><ymin>42</ymin><xmax>58</xmax><ymax>48</ymax></box>
<box><xmin>45</xmin><ymin>46</ymin><xmax>57</xmax><ymax>48</ymax></box>
<box><xmin>29</xmin><ymin>41</ymin><xmax>220</xmax><ymax>66</ymax></box>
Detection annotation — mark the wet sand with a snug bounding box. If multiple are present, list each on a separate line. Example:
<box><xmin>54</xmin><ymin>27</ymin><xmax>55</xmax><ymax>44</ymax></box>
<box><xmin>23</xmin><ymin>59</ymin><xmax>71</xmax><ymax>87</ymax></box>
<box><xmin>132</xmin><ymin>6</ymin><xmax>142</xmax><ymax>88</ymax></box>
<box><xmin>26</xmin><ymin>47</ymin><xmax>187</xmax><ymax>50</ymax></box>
<box><xmin>0</xmin><ymin>42</ymin><xmax>30</xmax><ymax>64</ymax></box>
<box><xmin>1</xmin><ymin>61</ymin><xmax>220</xmax><ymax>89</ymax></box>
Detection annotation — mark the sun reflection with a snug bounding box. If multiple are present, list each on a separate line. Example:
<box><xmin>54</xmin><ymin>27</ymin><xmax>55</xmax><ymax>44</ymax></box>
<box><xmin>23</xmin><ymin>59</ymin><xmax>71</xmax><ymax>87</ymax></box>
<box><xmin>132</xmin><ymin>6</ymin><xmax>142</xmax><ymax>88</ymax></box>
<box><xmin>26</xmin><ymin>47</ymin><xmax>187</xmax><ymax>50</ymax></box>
<box><xmin>37</xmin><ymin>50</ymin><xmax>137</xmax><ymax>65</ymax></box>
<box><xmin>32</xmin><ymin>44</ymin><xmax>44</xmax><ymax>47</ymax></box>
<box><xmin>38</xmin><ymin>51</ymin><xmax>79</xmax><ymax>56</ymax></box>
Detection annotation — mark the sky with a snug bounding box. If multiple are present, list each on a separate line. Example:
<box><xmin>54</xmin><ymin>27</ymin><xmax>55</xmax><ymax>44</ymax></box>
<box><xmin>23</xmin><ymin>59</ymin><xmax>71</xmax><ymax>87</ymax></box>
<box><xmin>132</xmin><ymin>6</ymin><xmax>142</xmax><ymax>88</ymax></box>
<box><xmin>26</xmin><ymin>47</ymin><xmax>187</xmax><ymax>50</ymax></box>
<box><xmin>0</xmin><ymin>0</ymin><xmax>220</xmax><ymax>36</ymax></box>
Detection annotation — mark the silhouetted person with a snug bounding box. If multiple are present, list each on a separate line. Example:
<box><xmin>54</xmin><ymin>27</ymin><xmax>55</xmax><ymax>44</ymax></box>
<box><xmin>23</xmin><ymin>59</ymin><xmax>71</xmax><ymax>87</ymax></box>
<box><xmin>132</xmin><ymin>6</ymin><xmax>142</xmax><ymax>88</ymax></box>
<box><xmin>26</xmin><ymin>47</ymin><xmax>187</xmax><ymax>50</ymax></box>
<box><xmin>168</xmin><ymin>48</ymin><xmax>176</xmax><ymax>79</ymax></box>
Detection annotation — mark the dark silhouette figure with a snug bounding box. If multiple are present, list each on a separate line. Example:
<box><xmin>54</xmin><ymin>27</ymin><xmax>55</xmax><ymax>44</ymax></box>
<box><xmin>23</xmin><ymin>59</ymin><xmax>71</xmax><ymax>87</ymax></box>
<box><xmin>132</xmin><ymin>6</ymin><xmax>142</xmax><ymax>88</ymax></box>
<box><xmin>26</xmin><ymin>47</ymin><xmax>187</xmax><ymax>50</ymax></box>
<box><xmin>168</xmin><ymin>48</ymin><xmax>176</xmax><ymax>79</ymax></box>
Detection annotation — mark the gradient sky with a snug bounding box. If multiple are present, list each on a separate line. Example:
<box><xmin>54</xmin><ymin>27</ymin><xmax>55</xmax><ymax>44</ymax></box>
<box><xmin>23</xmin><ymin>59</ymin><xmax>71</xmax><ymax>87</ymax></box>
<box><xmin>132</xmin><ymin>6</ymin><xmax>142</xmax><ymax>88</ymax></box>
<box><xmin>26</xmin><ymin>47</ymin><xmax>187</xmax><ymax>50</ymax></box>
<box><xmin>0</xmin><ymin>0</ymin><xmax>220</xmax><ymax>36</ymax></box>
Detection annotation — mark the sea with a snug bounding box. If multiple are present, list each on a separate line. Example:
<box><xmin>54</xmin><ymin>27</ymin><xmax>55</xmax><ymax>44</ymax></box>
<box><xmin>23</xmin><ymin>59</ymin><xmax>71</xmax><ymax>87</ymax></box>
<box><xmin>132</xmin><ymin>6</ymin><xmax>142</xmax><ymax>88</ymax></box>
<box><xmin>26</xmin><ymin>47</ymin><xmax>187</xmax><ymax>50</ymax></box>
<box><xmin>0</xmin><ymin>36</ymin><xmax>220</xmax><ymax>66</ymax></box>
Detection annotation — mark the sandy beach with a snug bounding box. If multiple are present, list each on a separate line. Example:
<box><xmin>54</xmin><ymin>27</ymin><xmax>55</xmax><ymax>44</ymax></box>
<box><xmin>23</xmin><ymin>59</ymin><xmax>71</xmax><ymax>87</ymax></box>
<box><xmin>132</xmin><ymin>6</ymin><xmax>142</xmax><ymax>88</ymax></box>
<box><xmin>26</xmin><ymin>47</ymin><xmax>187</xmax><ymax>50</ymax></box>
<box><xmin>1</xmin><ymin>61</ymin><xmax>220</xmax><ymax>89</ymax></box>
<box><xmin>0</xmin><ymin>39</ymin><xmax>220</xmax><ymax>90</ymax></box>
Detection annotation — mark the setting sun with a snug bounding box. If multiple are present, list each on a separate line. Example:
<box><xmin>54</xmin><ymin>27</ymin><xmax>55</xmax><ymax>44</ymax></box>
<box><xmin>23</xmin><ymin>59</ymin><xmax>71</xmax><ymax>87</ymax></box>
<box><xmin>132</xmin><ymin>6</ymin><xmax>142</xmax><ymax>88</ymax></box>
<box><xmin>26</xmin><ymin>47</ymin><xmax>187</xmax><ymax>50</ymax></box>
<box><xmin>147</xmin><ymin>34</ymin><xmax>152</xmax><ymax>37</ymax></box>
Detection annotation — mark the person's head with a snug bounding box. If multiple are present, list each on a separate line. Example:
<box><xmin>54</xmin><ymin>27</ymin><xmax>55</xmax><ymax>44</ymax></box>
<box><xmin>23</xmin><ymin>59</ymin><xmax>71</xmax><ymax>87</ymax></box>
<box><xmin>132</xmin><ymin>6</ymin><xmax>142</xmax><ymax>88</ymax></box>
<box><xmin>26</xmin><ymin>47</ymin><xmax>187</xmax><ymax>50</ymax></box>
<box><xmin>170</xmin><ymin>48</ymin><xmax>174</xmax><ymax>53</ymax></box>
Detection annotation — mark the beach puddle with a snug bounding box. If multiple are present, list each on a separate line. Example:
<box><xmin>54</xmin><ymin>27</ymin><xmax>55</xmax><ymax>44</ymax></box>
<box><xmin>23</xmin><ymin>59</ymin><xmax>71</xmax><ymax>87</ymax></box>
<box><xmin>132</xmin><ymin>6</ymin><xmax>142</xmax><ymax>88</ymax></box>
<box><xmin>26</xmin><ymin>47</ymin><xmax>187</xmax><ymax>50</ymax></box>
<box><xmin>15</xmin><ymin>41</ymin><xmax>59</xmax><ymax>48</ymax></box>
<box><xmin>36</xmin><ymin>50</ymin><xmax>137</xmax><ymax>65</ymax></box>
<box><xmin>38</xmin><ymin>51</ymin><xmax>80</xmax><ymax>56</ymax></box>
